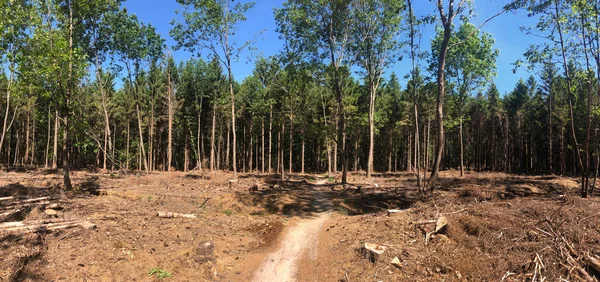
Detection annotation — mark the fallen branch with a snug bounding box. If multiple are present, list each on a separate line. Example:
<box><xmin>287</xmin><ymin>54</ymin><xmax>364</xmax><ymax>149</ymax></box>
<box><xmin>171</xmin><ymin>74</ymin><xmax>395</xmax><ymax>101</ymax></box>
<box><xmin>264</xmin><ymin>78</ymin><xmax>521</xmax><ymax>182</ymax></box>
<box><xmin>584</xmin><ymin>255</ymin><xmax>600</xmax><ymax>274</ymax></box>
<box><xmin>411</xmin><ymin>220</ymin><xmax>437</xmax><ymax>225</ymax></box>
<box><xmin>0</xmin><ymin>196</ymin><xmax>14</xmax><ymax>201</ymax></box>
<box><xmin>156</xmin><ymin>212</ymin><xmax>197</xmax><ymax>219</ymax></box>
<box><xmin>0</xmin><ymin>220</ymin><xmax>95</xmax><ymax>235</ymax></box>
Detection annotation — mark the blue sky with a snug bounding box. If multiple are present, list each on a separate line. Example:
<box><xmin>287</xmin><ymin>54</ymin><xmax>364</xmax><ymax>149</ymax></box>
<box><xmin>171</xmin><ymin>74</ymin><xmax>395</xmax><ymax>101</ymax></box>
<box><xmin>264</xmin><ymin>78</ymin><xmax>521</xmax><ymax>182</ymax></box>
<box><xmin>122</xmin><ymin>0</ymin><xmax>544</xmax><ymax>95</ymax></box>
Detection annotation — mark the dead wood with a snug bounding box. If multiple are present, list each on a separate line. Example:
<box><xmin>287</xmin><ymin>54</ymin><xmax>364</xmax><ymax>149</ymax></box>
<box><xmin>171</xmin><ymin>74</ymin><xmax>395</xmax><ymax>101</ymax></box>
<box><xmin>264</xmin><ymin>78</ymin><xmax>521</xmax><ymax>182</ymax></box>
<box><xmin>156</xmin><ymin>211</ymin><xmax>197</xmax><ymax>219</ymax></box>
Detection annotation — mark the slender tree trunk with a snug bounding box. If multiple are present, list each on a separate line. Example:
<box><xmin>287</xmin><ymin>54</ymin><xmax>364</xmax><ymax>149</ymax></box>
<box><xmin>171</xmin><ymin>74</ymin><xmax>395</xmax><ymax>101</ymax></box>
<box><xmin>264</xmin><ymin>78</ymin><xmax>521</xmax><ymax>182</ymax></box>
<box><xmin>149</xmin><ymin>107</ymin><xmax>154</xmax><ymax>171</ymax></box>
<box><xmin>217</xmin><ymin>128</ymin><xmax>222</xmax><ymax>171</ymax></box>
<box><xmin>262</xmin><ymin>118</ymin><xmax>265</xmax><ymax>173</ymax></box>
<box><xmin>334</xmin><ymin>115</ymin><xmax>338</xmax><ymax>174</ymax></box>
<box><xmin>407</xmin><ymin>131</ymin><xmax>412</xmax><ymax>172</ymax></box>
<box><xmin>327</xmin><ymin>137</ymin><xmax>332</xmax><ymax>176</ymax></box>
<box><xmin>388</xmin><ymin>134</ymin><xmax>392</xmax><ymax>173</ymax></box>
<box><xmin>45</xmin><ymin>106</ymin><xmax>51</xmax><ymax>168</ymax></box>
<box><xmin>428</xmin><ymin>6</ymin><xmax>454</xmax><ymax>191</ymax></box>
<box><xmin>367</xmin><ymin>83</ymin><xmax>375</xmax><ymax>178</ymax></box>
<box><xmin>103</xmin><ymin>123</ymin><xmax>107</xmax><ymax>170</ymax></box>
<box><xmin>226</xmin><ymin>121</ymin><xmax>230</xmax><ymax>171</ymax></box>
<box><xmin>459</xmin><ymin>117</ymin><xmax>464</xmax><ymax>177</ymax></box>
<box><xmin>226</xmin><ymin>63</ymin><xmax>237</xmax><ymax>179</ymax></box>
<box><xmin>167</xmin><ymin>66</ymin><xmax>173</xmax><ymax>171</ymax></box>
<box><xmin>280</xmin><ymin>122</ymin><xmax>285</xmax><ymax>181</ymax></box>
<box><xmin>250</xmin><ymin>119</ymin><xmax>253</xmax><ymax>172</ymax></box>
<box><xmin>552</xmin><ymin>0</ymin><xmax>584</xmax><ymax>194</ymax></box>
<box><xmin>425</xmin><ymin>115</ymin><xmax>431</xmax><ymax>174</ymax></box>
<box><xmin>548</xmin><ymin>84</ymin><xmax>553</xmax><ymax>173</ymax></box>
<box><xmin>289</xmin><ymin>116</ymin><xmax>292</xmax><ymax>174</ymax></box>
<box><xmin>268</xmin><ymin>105</ymin><xmax>273</xmax><ymax>174</ymax></box>
<box><xmin>184</xmin><ymin>134</ymin><xmax>189</xmax><ymax>172</ymax></box>
<box><xmin>62</xmin><ymin>0</ymin><xmax>74</xmax><ymax>190</ymax></box>
<box><xmin>126</xmin><ymin>119</ymin><xmax>130</xmax><ymax>170</ymax></box>
<box><xmin>53</xmin><ymin>109</ymin><xmax>59</xmax><ymax>169</ymax></box>
<box><xmin>301</xmin><ymin>127</ymin><xmax>305</xmax><ymax>174</ymax></box>
<box><xmin>0</xmin><ymin>61</ymin><xmax>14</xmax><ymax>160</ymax></box>
<box><xmin>354</xmin><ymin>137</ymin><xmax>359</xmax><ymax>172</ymax></box>
<box><xmin>25</xmin><ymin>111</ymin><xmax>30</xmax><ymax>165</ymax></box>
<box><xmin>277</xmin><ymin>130</ymin><xmax>281</xmax><ymax>173</ymax></box>
<box><xmin>31</xmin><ymin>109</ymin><xmax>35</xmax><ymax>165</ymax></box>
<box><xmin>211</xmin><ymin>102</ymin><xmax>216</xmax><ymax>172</ymax></box>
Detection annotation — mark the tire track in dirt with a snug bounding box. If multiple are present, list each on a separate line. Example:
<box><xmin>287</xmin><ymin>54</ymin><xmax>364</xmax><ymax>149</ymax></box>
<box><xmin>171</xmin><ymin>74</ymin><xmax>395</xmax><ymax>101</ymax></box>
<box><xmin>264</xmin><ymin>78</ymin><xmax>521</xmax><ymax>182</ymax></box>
<box><xmin>252</xmin><ymin>185</ymin><xmax>331</xmax><ymax>282</ymax></box>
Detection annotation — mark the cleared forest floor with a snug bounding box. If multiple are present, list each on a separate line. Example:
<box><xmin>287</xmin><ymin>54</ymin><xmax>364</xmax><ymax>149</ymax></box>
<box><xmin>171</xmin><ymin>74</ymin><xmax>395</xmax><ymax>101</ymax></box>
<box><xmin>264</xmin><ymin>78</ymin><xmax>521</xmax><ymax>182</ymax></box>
<box><xmin>0</xmin><ymin>168</ymin><xmax>599</xmax><ymax>281</ymax></box>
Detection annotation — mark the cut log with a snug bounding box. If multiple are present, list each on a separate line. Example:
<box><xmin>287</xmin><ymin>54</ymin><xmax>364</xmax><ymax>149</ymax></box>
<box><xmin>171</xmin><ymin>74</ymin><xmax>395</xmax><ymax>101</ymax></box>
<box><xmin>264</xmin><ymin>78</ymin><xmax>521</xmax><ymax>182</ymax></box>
<box><xmin>21</xmin><ymin>197</ymin><xmax>51</xmax><ymax>203</ymax></box>
<box><xmin>363</xmin><ymin>242</ymin><xmax>387</xmax><ymax>263</ymax></box>
<box><xmin>0</xmin><ymin>220</ymin><xmax>95</xmax><ymax>234</ymax></box>
<box><xmin>391</xmin><ymin>256</ymin><xmax>402</xmax><ymax>269</ymax></box>
<box><xmin>387</xmin><ymin>209</ymin><xmax>406</xmax><ymax>216</ymax></box>
<box><xmin>44</xmin><ymin>209</ymin><xmax>58</xmax><ymax>216</ymax></box>
<box><xmin>435</xmin><ymin>216</ymin><xmax>448</xmax><ymax>233</ymax></box>
<box><xmin>46</xmin><ymin>203</ymin><xmax>62</xmax><ymax>210</ymax></box>
<box><xmin>156</xmin><ymin>212</ymin><xmax>197</xmax><ymax>219</ymax></box>
<box><xmin>585</xmin><ymin>255</ymin><xmax>600</xmax><ymax>274</ymax></box>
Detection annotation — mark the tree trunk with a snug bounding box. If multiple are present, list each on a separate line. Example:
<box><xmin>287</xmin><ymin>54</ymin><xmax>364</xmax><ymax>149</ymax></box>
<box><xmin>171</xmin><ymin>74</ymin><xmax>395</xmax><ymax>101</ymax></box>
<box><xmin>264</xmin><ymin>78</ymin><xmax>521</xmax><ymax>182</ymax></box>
<box><xmin>53</xmin><ymin>109</ymin><xmax>59</xmax><ymax>169</ymax></box>
<box><xmin>225</xmin><ymin>121</ymin><xmax>230</xmax><ymax>171</ymax></box>
<box><xmin>63</xmin><ymin>0</ymin><xmax>74</xmax><ymax>190</ymax></box>
<box><xmin>31</xmin><ymin>108</ymin><xmax>35</xmax><ymax>165</ymax></box>
<box><xmin>0</xmin><ymin>61</ymin><xmax>14</xmax><ymax>161</ymax></box>
<box><xmin>367</xmin><ymin>83</ymin><xmax>375</xmax><ymax>178</ymax></box>
<box><xmin>407</xmin><ymin>131</ymin><xmax>412</xmax><ymax>172</ymax></box>
<box><xmin>211</xmin><ymin>102</ymin><xmax>216</xmax><ymax>172</ymax></box>
<box><xmin>425</xmin><ymin>116</ymin><xmax>430</xmax><ymax>174</ymax></box>
<box><xmin>45</xmin><ymin>106</ymin><xmax>51</xmax><ymax>168</ymax></box>
<box><xmin>354</xmin><ymin>137</ymin><xmax>359</xmax><ymax>172</ymax></box>
<box><xmin>250</xmin><ymin>119</ymin><xmax>253</xmax><ymax>172</ymax></box>
<box><xmin>301</xmin><ymin>127</ymin><xmax>305</xmax><ymax>174</ymax></box>
<box><xmin>25</xmin><ymin>110</ymin><xmax>30</xmax><ymax>165</ymax></box>
<box><xmin>167</xmin><ymin>66</ymin><xmax>173</xmax><ymax>172</ymax></box>
<box><xmin>262</xmin><ymin>118</ymin><xmax>265</xmax><ymax>173</ymax></box>
<box><xmin>226</xmin><ymin>63</ymin><xmax>237</xmax><ymax>179</ymax></box>
<box><xmin>289</xmin><ymin>116</ymin><xmax>292</xmax><ymax>174</ymax></box>
<box><xmin>459</xmin><ymin>117</ymin><xmax>464</xmax><ymax>177</ymax></box>
<box><xmin>268</xmin><ymin>105</ymin><xmax>272</xmax><ymax>174</ymax></box>
<box><xmin>126</xmin><ymin>119</ymin><xmax>130</xmax><ymax>170</ymax></box>
<box><xmin>280</xmin><ymin>122</ymin><xmax>285</xmax><ymax>181</ymax></box>
<box><xmin>184</xmin><ymin>134</ymin><xmax>189</xmax><ymax>172</ymax></box>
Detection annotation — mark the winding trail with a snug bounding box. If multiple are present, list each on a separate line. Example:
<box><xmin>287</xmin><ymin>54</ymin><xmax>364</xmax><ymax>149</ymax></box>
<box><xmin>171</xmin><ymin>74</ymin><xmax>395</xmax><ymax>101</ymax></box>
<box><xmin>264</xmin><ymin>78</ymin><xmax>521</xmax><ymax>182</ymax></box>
<box><xmin>252</xmin><ymin>185</ymin><xmax>331</xmax><ymax>282</ymax></box>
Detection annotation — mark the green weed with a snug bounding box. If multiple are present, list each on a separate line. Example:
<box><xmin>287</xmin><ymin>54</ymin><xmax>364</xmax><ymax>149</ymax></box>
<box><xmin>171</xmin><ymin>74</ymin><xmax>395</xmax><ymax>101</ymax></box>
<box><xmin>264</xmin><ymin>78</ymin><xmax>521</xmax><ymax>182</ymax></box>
<box><xmin>148</xmin><ymin>268</ymin><xmax>172</xmax><ymax>279</ymax></box>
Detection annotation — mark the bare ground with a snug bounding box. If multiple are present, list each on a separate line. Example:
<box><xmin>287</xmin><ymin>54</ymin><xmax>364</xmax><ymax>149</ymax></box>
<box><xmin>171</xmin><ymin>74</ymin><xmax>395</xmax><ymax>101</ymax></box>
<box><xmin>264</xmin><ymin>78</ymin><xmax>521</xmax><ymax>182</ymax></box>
<box><xmin>0</xmin><ymin>168</ymin><xmax>599</xmax><ymax>281</ymax></box>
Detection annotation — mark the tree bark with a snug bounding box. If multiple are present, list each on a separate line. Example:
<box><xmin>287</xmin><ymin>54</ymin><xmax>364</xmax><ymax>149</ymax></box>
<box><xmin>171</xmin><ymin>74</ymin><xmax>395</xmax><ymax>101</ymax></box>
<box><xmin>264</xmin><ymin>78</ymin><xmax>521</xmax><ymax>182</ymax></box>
<box><xmin>167</xmin><ymin>64</ymin><xmax>173</xmax><ymax>172</ymax></box>
<box><xmin>63</xmin><ymin>0</ymin><xmax>74</xmax><ymax>190</ymax></box>
<box><xmin>53</xmin><ymin>110</ymin><xmax>58</xmax><ymax>169</ymax></box>
<box><xmin>211</xmin><ymin>103</ymin><xmax>216</xmax><ymax>172</ymax></box>
<box><xmin>289</xmin><ymin>116</ymin><xmax>292</xmax><ymax>174</ymax></box>
<box><xmin>268</xmin><ymin>105</ymin><xmax>273</xmax><ymax>174</ymax></box>
<box><xmin>429</xmin><ymin>0</ymin><xmax>458</xmax><ymax>191</ymax></box>
<box><xmin>262</xmin><ymin>118</ymin><xmax>265</xmax><ymax>173</ymax></box>
<box><xmin>459</xmin><ymin>117</ymin><xmax>464</xmax><ymax>177</ymax></box>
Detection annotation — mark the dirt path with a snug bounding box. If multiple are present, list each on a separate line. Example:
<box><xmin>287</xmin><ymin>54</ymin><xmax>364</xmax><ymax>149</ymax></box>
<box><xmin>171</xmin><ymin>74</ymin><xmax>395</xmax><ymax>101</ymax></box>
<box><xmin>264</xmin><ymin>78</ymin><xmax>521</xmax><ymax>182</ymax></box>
<box><xmin>252</xmin><ymin>187</ymin><xmax>331</xmax><ymax>282</ymax></box>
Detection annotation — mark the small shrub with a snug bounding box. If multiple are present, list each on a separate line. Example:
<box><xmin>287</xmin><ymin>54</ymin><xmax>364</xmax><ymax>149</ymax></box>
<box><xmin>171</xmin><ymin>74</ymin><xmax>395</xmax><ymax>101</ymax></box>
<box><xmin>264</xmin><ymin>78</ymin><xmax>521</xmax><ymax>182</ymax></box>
<box><xmin>223</xmin><ymin>209</ymin><xmax>233</xmax><ymax>216</ymax></box>
<box><xmin>337</xmin><ymin>206</ymin><xmax>349</xmax><ymax>216</ymax></box>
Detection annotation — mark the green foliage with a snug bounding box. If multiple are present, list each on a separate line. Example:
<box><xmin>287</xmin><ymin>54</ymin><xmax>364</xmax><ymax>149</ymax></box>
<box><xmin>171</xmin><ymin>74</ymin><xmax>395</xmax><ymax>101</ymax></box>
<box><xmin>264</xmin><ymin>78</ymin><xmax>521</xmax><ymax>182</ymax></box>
<box><xmin>148</xmin><ymin>268</ymin><xmax>173</xmax><ymax>279</ymax></box>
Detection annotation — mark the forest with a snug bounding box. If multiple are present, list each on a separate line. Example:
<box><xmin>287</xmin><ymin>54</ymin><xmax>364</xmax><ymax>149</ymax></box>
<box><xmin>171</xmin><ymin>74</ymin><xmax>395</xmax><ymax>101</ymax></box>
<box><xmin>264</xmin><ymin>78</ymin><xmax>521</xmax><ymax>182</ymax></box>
<box><xmin>2</xmin><ymin>0</ymin><xmax>600</xmax><ymax>281</ymax></box>
<box><xmin>0</xmin><ymin>0</ymin><xmax>598</xmax><ymax>195</ymax></box>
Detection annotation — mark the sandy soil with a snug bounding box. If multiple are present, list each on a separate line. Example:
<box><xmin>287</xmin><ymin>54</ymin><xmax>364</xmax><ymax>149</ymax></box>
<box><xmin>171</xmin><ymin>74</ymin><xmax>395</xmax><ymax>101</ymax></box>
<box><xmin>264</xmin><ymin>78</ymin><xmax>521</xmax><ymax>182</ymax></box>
<box><xmin>253</xmin><ymin>188</ymin><xmax>331</xmax><ymax>282</ymax></box>
<box><xmin>0</xmin><ymin>168</ymin><xmax>599</xmax><ymax>282</ymax></box>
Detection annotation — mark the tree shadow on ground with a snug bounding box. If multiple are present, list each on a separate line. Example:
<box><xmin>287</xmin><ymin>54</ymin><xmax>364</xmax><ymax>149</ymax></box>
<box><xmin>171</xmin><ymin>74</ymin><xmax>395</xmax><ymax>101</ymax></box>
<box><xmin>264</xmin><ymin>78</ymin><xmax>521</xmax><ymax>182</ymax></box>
<box><xmin>237</xmin><ymin>177</ymin><xmax>418</xmax><ymax>218</ymax></box>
